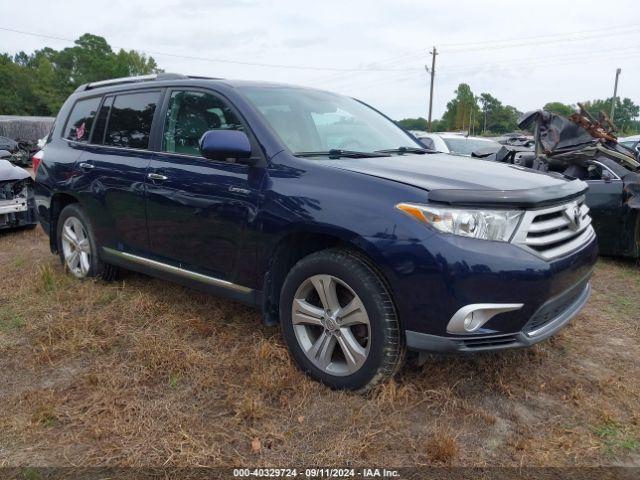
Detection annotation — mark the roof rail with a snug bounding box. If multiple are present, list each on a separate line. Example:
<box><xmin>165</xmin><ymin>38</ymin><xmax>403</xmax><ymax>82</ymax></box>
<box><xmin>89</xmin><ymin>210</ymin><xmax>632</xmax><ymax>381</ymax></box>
<box><xmin>74</xmin><ymin>73</ymin><xmax>190</xmax><ymax>92</ymax></box>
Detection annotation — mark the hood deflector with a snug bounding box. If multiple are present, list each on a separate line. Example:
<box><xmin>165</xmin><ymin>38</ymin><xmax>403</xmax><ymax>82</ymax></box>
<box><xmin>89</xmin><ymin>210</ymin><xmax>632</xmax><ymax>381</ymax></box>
<box><xmin>428</xmin><ymin>180</ymin><xmax>588</xmax><ymax>209</ymax></box>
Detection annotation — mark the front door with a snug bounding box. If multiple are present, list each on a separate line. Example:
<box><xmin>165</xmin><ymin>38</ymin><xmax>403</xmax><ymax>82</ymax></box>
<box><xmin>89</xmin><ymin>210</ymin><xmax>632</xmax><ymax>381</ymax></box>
<box><xmin>145</xmin><ymin>89</ymin><xmax>262</xmax><ymax>281</ymax></box>
<box><xmin>585</xmin><ymin>163</ymin><xmax>624</xmax><ymax>255</ymax></box>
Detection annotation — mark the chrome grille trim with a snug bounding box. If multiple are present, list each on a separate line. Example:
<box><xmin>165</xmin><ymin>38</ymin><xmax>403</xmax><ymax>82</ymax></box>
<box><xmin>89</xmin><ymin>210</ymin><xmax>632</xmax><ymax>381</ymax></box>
<box><xmin>511</xmin><ymin>196</ymin><xmax>595</xmax><ymax>260</ymax></box>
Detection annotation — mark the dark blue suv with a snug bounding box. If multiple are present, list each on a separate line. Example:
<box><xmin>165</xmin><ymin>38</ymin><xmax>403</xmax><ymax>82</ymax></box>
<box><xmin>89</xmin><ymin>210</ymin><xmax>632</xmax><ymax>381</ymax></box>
<box><xmin>34</xmin><ymin>73</ymin><xmax>598</xmax><ymax>391</ymax></box>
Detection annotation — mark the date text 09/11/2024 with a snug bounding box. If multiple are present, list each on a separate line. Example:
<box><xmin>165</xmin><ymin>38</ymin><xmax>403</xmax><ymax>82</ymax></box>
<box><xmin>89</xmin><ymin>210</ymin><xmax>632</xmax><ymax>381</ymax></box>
<box><xmin>232</xmin><ymin>468</ymin><xmax>400</xmax><ymax>477</ymax></box>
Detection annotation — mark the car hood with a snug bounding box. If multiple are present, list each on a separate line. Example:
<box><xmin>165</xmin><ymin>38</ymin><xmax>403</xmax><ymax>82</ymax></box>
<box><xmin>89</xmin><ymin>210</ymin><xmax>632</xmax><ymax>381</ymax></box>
<box><xmin>0</xmin><ymin>159</ymin><xmax>30</xmax><ymax>182</ymax></box>
<box><xmin>315</xmin><ymin>153</ymin><xmax>588</xmax><ymax>208</ymax></box>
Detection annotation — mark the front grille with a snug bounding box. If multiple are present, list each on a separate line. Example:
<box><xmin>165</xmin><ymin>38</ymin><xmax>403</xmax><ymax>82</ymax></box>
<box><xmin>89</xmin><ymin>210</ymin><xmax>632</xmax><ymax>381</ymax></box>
<box><xmin>512</xmin><ymin>196</ymin><xmax>595</xmax><ymax>260</ymax></box>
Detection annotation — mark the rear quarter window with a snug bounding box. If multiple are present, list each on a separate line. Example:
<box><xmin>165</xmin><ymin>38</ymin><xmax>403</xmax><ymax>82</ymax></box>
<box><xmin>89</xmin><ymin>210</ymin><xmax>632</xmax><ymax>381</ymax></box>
<box><xmin>63</xmin><ymin>97</ymin><xmax>101</xmax><ymax>142</ymax></box>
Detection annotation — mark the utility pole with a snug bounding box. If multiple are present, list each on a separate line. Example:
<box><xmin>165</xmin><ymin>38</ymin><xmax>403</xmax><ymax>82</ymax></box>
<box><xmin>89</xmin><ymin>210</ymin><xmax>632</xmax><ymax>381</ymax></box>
<box><xmin>427</xmin><ymin>46</ymin><xmax>437</xmax><ymax>132</ymax></box>
<box><xmin>469</xmin><ymin>108</ymin><xmax>473</xmax><ymax>136</ymax></box>
<box><xmin>483</xmin><ymin>109</ymin><xmax>487</xmax><ymax>135</ymax></box>
<box><xmin>611</xmin><ymin>68</ymin><xmax>621</xmax><ymax>121</ymax></box>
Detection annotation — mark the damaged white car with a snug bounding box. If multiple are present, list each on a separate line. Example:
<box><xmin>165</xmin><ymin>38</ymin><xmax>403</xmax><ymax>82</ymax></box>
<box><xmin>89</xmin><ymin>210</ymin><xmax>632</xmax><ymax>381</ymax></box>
<box><xmin>0</xmin><ymin>150</ymin><xmax>38</xmax><ymax>231</ymax></box>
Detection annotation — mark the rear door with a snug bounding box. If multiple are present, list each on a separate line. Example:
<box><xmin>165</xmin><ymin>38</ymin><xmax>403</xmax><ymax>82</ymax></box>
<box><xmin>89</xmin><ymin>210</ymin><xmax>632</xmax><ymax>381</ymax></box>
<box><xmin>144</xmin><ymin>88</ymin><xmax>262</xmax><ymax>281</ymax></box>
<box><xmin>75</xmin><ymin>90</ymin><xmax>163</xmax><ymax>254</ymax></box>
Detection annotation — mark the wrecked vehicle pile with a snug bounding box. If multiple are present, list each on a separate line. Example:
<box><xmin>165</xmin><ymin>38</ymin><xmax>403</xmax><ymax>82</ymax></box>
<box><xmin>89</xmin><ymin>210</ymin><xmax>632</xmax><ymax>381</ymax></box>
<box><xmin>0</xmin><ymin>136</ymin><xmax>38</xmax><ymax>167</ymax></box>
<box><xmin>0</xmin><ymin>153</ymin><xmax>37</xmax><ymax>231</ymax></box>
<box><xmin>474</xmin><ymin>105</ymin><xmax>640</xmax><ymax>258</ymax></box>
<box><xmin>0</xmin><ymin>115</ymin><xmax>55</xmax><ymax>167</ymax></box>
<box><xmin>490</xmin><ymin>132</ymin><xmax>535</xmax><ymax>148</ymax></box>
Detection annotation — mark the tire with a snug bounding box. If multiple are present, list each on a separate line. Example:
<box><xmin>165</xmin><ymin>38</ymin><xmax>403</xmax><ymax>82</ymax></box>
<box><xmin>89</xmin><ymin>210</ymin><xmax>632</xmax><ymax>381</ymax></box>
<box><xmin>280</xmin><ymin>248</ymin><xmax>404</xmax><ymax>391</ymax></box>
<box><xmin>56</xmin><ymin>203</ymin><xmax>119</xmax><ymax>281</ymax></box>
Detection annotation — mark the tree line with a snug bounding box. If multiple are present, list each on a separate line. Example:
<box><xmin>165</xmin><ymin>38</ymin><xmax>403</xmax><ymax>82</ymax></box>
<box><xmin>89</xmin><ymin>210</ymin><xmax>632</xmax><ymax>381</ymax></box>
<box><xmin>1</xmin><ymin>34</ymin><xmax>638</xmax><ymax>136</ymax></box>
<box><xmin>398</xmin><ymin>83</ymin><xmax>640</xmax><ymax>136</ymax></box>
<box><xmin>0</xmin><ymin>34</ymin><xmax>160</xmax><ymax>116</ymax></box>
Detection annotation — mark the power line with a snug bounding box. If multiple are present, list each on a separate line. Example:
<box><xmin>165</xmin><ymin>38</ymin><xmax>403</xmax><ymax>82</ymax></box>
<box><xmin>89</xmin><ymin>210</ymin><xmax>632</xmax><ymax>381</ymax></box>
<box><xmin>438</xmin><ymin>23</ymin><xmax>640</xmax><ymax>49</ymax></box>
<box><xmin>332</xmin><ymin>49</ymin><xmax>640</xmax><ymax>93</ymax></box>
<box><xmin>0</xmin><ymin>26</ymin><xmax>421</xmax><ymax>73</ymax></box>
<box><xmin>438</xmin><ymin>44</ymin><xmax>640</xmax><ymax>75</ymax></box>
<box><xmin>312</xmin><ymin>26</ymin><xmax>640</xmax><ymax>85</ymax></box>
<box><xmin>312</xmin><ymin>50</ymin><xmax>426</xmax><ymax>84</ymax></box>
<box><xmin>3</xmin><ymin>23</ymin><xmax>639</xmax><ymax>81</ymax></box>
<box><xmin>442</xmin><ymin>27</ymin><xmax>640</xmax><ymax>54</ymax></box>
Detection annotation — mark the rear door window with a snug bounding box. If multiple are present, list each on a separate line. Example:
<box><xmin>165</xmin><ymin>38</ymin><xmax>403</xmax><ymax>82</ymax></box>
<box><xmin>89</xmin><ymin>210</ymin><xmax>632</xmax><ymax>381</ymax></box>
<box><xmin>104</xmin><ymin>91</ymin><xmax>161</xmax><ymax>149</ymax></box>
<box><xmin>63</xmin><ymin>97</ymin><xmax>101</xmax><ymax>142</ymax></box>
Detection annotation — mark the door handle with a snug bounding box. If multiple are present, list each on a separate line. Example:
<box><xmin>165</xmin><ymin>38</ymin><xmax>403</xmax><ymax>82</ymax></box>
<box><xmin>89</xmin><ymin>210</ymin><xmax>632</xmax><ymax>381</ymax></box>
<box><xmin>78</xmin><ymin>162</ymin><xmax>95</xmax><ymax>170</ymax></box>
<box><xmin>147</xmin><ymin>173</ymin><xmax>168</xmax><ymax>181</ymax></box>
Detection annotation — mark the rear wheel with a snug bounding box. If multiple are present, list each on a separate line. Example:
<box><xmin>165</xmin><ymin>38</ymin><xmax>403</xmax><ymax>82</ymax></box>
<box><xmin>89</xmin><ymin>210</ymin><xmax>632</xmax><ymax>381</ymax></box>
<box><xmin>280</xmin><ymin>249</ymin><xmax>404</xmax><ymax>391</ymax></box>
<box><xmin>56</xmin><ymin>204</ymin><xmax>118</xmax><ymax>280</ymax></box>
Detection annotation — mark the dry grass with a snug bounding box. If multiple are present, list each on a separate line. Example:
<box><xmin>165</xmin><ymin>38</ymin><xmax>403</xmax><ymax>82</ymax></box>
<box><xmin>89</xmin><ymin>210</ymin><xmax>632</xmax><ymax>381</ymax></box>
<box><xmin>0</xmin><ymin>227</ymin><xmax>639</xmax><ymax>467</ymax></box>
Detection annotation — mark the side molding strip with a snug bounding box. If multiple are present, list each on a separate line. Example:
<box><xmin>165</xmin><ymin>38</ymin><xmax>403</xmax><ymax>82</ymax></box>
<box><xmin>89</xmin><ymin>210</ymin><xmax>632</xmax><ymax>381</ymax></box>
<box><xmin>102</xmin><ymin>247</ymin><xmax>252</xmax><ymax>294</ymax></box>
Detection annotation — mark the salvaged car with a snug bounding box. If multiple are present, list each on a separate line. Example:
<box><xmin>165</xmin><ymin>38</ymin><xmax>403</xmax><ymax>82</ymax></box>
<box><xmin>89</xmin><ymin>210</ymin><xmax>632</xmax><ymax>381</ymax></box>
<box><xmin>0</xmin><ymin>135</ymin><xmax>38</xmax><ymax>167</ymax></box>
<box><xmin>474</xmin><ymin>106</ymin><xmax>640</xmax><ymax>258</ymax></box>
<box><xmin>0</xmin><ymin>150</ymin><xmax>38</xmax><ymax>231</ymax></box>
<box><xmin>411</xmin><ymin>131</ymin><xmax>502</xmax><ymax>156</ymax></box>
<box><xmin>35</xmin><ymin>74</ymin><xmax>597</xmax><ymax>391</ymax></box>
<box><xmin>0</xmin><ymin>115</ymin><xmax>56</xmax><ymax>167</ymax></box>
<box><xmin>619</xmin><ymin>134</ymin><xmax>640</xmax><ymax>159</ymax></box>
<box><xmin>490</xmin><ymin>132</ymin><xmax>535</xmax><ymax>148</ymax></box>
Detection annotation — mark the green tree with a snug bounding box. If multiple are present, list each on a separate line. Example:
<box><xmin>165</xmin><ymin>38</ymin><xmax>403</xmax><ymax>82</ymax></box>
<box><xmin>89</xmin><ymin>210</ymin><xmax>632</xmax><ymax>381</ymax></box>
<box><xmin>440</xmin><ymin>83</ymin><xmax>481</xmax><ymax>133</ymax></box>
<box><xmin>582</xmin><ymin>97</ymin><xmax>640</xmax><ymax>134</ymax></box>
<box><xmin>397</xmin><ymin>117</ymin><xmax>428</xmax><ymax>131</ymax></box>
<box><xmin>396</xmin><ymin>117</ymin><xmax>445</xmax><ymax>133</ymax></box>
<box><xmin>543</xmin><ymin>102</ymin><xmax>575</xmax><ymax>117</ymax></box>
<box><xmin>478</xmin><ymin>92</ymin><xmax>520</xmax><ymax>134</ymax></box>
<box><xmin>0</xmin><ymin>34</ymin><xmax>161</xmax><ymax>116</ymax></box>
<box><xmin>0</xmin><ymin>54</ymin><xmax>37</xmax><ymax>115</ymax></box>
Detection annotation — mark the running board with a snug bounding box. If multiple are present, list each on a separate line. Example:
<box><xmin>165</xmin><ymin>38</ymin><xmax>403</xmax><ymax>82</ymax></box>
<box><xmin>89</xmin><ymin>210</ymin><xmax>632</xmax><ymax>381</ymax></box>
<box><xmin>102</xmin><ymin>247</ymin><xmax>252</xmax><ymax>294</ymax></box>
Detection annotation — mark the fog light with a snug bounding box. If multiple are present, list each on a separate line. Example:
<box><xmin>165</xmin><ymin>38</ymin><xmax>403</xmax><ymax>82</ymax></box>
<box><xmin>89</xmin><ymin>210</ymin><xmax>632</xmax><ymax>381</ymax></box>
<box><xmin>463</xmin><ymin>312</ymin><xmax>482</xmax><ymax>332</ymax></box>
<box><xmin>447</xmin><ymin>303</ymin><xmax>524</xmax><ymax>334</ymax></box>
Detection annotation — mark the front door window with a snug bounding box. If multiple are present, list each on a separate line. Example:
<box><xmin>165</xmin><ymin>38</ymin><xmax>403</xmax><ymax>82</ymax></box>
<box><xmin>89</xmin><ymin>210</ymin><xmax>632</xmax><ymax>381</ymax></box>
<box><xmin>162</xmin><ymin>90</ymin><xmax>244</xmax><ymax>157</ymax></box>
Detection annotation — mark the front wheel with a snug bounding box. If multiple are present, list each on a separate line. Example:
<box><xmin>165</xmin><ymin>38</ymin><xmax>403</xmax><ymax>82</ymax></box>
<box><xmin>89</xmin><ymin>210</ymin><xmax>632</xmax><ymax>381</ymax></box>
<box><xmin>280</xmin><ymin>249</ymin><xmax>404</xmax><ymax>391</ymax></box>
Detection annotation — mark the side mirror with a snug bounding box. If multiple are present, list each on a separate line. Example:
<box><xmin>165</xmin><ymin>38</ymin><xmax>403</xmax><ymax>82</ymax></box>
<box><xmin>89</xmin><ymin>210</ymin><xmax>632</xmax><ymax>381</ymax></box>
<box><xmin>0</xmin><ymin>150</ymin><xmax>12</xmax><ymax>160</ymax></box>
<box><xmin>199</xmin><ymin>130</ymin><xmax>253</xmax><ymax>163</ymax></box>
<box><xmin>601</xmin><ymin>169</ymin><xmax>613</xmax><ymax>183</ymax></box>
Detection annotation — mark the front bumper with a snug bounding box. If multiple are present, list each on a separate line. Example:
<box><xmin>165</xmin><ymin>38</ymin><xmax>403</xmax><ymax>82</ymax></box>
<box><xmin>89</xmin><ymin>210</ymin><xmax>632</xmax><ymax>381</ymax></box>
<box><xmin>0</xmin><ymin>194</ymin><xmax>37</xmax><ymax>230</ymax></box>
<box><xmin>406</xmin><ymin>277</ymin><xmax>592</xmax><ymax>353</ymax></box>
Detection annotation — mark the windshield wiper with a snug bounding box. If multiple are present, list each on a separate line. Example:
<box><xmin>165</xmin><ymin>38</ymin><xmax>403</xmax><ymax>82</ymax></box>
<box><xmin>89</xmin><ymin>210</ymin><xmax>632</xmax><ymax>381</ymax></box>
<box><xmin>295</xmin><ymin>149</ymin><xmax>391</xmax><ymax>159</ymax></box>
<box><xmin>375</xmin><ymin>146</ymin><xmax>432</xmax><ymax>155</ymax></box>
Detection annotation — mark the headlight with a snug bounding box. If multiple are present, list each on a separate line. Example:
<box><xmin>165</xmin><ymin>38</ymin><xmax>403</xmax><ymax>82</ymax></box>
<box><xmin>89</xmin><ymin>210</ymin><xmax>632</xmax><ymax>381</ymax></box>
<box><xmin>396</xmin><ymin>203</ymin><xmax>523</xmax><ymax>242</ymax></box>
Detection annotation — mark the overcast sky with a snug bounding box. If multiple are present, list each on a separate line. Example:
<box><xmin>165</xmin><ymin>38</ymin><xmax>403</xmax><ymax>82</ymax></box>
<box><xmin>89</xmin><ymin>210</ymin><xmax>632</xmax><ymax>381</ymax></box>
<box><xmin>1</xmin><ymin>0</ymin><xmax>639</xmax><ymax>120</ymax></box>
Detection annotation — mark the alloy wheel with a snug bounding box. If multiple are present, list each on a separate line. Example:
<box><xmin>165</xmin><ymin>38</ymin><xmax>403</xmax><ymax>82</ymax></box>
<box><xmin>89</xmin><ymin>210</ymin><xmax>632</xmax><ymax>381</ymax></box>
<box><xmin>61</xmin><ymin>216</ymin><xmax>91</xmax><ymax>278</ymax></box>
<box><xmin>291</xmin><ymin>274</ymin><xmax>371</xmax><ymax>376</ymax></box>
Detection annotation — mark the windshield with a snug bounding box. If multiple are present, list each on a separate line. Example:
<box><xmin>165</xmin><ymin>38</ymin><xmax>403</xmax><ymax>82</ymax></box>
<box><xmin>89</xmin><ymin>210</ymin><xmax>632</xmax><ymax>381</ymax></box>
<box><xmin>443</xmin><ymin>137</ymin><xmax>501</xmax><ymax>156</ymax></box>
<box><xmin>239</xmin><ymin>86</ymin><xmax>422</xmax><ymax>155</ymax></box>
